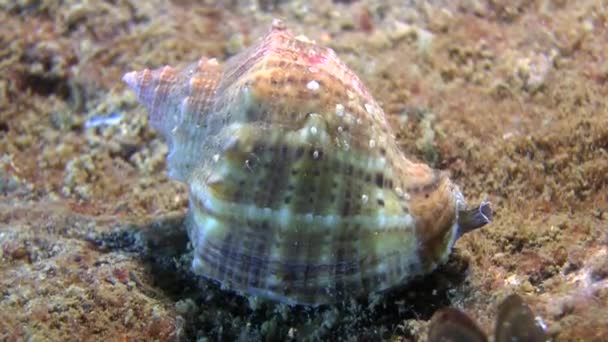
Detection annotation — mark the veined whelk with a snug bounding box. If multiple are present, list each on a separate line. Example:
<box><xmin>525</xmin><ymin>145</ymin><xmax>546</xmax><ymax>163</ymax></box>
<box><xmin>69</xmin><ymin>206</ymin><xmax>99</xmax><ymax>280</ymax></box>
<box><xmin>122</xmin><ymin>19</ymin><xmax>492</xmax><ymax>305</ymax></box>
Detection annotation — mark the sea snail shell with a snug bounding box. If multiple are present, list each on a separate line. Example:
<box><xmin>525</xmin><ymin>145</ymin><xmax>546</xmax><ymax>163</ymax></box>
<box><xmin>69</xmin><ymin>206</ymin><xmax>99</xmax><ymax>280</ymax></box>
<box><xmin>123</xmin><ymin>19</ymin><xmax>492</xmax><ymax>305</ymax></box>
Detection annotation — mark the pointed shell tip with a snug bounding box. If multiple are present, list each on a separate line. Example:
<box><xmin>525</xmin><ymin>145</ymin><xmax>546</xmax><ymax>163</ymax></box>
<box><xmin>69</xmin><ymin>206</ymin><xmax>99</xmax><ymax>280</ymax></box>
<box><xmin>122</xmin><ymin>71</ymin><xmax>138</xmax><ymax>90</ymax></box>
<box><xmin>271</xmin><ymin>18</ymin><xmax>287</xmax><ymax>30</ymax></box>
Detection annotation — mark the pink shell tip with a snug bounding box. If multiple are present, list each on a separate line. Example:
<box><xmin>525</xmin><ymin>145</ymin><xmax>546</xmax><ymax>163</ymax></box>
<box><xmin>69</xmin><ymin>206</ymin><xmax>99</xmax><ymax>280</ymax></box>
<box><xmin>122</xmin><ymin>71</ymin><xmax>138</xmax><ymax>90</ymax></box>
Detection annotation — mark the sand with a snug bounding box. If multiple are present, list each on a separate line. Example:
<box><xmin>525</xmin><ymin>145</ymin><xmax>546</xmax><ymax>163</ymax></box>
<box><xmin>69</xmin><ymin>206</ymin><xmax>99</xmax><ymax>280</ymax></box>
<box><xmin>1</xmin><ymin>1</ymin><xmax>606</xmax><ymax>340</ymax></box>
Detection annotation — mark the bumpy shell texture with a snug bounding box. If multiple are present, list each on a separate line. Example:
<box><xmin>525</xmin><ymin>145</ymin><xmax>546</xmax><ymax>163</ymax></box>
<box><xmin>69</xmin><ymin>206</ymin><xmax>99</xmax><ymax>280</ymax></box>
<box><xmin>123</xmin><ymin>19</ymin><xmax>491</xmax><ymax>305</ymax></box>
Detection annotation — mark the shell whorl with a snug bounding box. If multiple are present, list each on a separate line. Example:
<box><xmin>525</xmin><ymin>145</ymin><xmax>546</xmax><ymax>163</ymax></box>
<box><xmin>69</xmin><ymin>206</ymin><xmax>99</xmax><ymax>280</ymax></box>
<box><xmin>123</xmin><ymin>20</ymin><xmax>491</xmax><ymax>305</ymax></box>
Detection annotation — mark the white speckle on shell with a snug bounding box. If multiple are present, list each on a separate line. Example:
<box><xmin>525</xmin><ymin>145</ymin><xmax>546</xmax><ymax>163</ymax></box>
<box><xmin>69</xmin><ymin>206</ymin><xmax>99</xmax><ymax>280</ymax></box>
<box><xmin>395</xmin><ymin>187</ymin><xmax>404</xmax><ymax>197</ymax></box>
<box><xmin>335</xmin><ymin>103</ymin><xmax>345</xmax><ymax>117</ymax></box>
<box><xmin>306</xmin><ymin>80</ymin><xmax>320</xmax><ymax>90</ymax></box>
<box><xmin>295</xmin><ymin>34</ymin><xmax>312</xmax><ymax>43</ymax></box>
<box><xmin>305</xmin><ymin>213</ymin><xmax>313</xmax><ymax>222</ymax></box>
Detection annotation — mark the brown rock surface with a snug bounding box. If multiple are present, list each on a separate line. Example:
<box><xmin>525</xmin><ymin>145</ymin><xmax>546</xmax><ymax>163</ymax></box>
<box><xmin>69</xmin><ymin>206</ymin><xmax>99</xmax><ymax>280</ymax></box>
<box><xmin>1</xmin><ymin>1</ymin><xmax>606</xmax><ymax>340</ymax></box>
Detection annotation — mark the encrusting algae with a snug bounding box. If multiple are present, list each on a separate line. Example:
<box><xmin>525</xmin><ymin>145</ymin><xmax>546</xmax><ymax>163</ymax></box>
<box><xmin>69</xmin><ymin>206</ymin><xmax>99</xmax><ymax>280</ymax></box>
<box><xmin>123</xmin><ymin>19</ymin><xmax>492</xmax><ymax>305</ymax></box>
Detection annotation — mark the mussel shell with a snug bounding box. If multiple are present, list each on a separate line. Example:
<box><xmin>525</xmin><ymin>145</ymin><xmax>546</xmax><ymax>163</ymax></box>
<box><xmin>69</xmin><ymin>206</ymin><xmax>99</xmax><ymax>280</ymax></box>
<box><xmin>428</xmin><ymin>307</ymin><xmax>488</xmax><ymax>342</ymax></box>
<box><xmin>495</xmin><ymin>294</ymin><xmax>548</xmax><ymax>342</ymax></box>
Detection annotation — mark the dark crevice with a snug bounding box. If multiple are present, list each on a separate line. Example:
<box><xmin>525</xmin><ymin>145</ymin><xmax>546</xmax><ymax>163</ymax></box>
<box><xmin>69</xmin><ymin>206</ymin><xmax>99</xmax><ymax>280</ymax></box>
<box><xmin>16</xmin><ymin>72</ymin><xmax>71</xmax><ymax>99</ymax></box>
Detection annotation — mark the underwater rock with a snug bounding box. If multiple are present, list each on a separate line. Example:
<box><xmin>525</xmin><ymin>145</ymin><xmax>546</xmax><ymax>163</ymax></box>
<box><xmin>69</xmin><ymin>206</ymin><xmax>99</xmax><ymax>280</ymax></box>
<box><xmin>123</xmin><ymin>19</ymin><xmax>492</xmax><ymax>305</ymax></box>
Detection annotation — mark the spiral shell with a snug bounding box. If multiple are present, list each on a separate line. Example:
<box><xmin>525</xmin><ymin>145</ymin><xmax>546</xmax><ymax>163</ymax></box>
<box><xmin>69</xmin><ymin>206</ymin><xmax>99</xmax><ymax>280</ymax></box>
<box><xmin>123</xmin><ymin>19</ymin><xmax>491</xmax><ymax>305</ymax></box>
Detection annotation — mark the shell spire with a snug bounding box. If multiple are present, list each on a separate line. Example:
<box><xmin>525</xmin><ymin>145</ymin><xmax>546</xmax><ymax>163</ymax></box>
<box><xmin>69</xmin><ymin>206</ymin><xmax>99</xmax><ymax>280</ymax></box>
<box><xmin>123</xmin><ymin>20</ymin><xmax>492</xmax><ymax>305</ymax></box>
<box><xmin>123</xmin><ymin>58</ymin><xmax>223</xmax><ymax>181</ymax></box>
